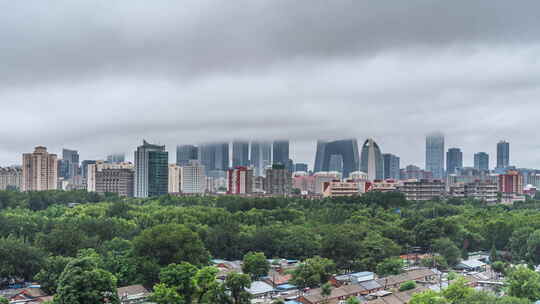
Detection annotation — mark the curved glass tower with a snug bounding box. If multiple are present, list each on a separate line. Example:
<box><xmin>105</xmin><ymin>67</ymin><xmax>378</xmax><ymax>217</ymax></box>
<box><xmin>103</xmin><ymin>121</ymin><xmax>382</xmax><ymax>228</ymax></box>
<box><xmin>360</xmin><ymin>138</ymin><xmax>384</xmax><ymax>181</ymax></box>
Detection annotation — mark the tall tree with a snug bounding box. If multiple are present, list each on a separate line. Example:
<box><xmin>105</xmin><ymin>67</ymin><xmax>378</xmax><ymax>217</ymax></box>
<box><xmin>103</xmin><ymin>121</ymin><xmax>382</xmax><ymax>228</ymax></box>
<box><xmin>242</xmin><ymin>252</ymin><xmax>270</xmax><ymax>280</ymax></box>
<box><xmin>289</xmin><ymin>256</ymin><xmax>336</xmax><ymax>289</ymax></box>
<box><xmin>35</xmin><ymin>256</ymin><xmax>73</xmax><ymax>294</ymax></box>
<box><xmin>376</xmin><ymin>257</ymin><xmax>404</xmax><ymax>276</ymax></box>
<box><xmin>321</xmin><ymin>283</ymin><xmax>332</xmax><ymax>304</ymax></box>
<box><xmin>505</xmin><ymin>265</ymin><xmax>540</xmax><ymax>301</ymax></box>
<box><xmin>526</xmin><ymin>230</ymin><xmax>540</xmax><ymax>265</ymax></box>
<box><xmin>159</xmin><ymin>263</ymin><xmax>198</xmax><ymax>304</ymax></box>
<box><xmin>433</xmin><ymin>238</ymin><xmax>461</xmax><ymax>267</ymax></box>
<box><xmin>149</xmin><ymin>283</ymin><xmax>184</xmax><ymax>304</ymax></box>
<box><xmin>54</xmin><ymin>257</ymin><xmax>119</xmax><ymax>304</ymax></box>
<box><xmin>225</xmin><ymin>273</ymin><xmax>251</xmax><ymax>304</ymax></box>
<box><xmin>194</xmin><ymin>266</ymin><xmax>220</xmax><ymax>304</ymax></box>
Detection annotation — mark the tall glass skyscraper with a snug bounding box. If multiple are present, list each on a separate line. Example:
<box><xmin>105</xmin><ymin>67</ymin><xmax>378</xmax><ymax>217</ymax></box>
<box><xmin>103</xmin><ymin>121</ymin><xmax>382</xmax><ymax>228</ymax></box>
<box><xmin>134</xmin><ymin>140</ymin><xmax>168</xmax><ymax>198</ymax></box>
<box><xmin>272</xmin><ymin>140</ymin><xmax>289</xmax><ymax>166</ymax></box>
<box><xmin>232</xmin><ymin>140</ymin><xmax>250</xmax><ymax>167</ymax></box>
<box><xmin>176</xmin><ymin>145</ymin><xmax>198</xmax><ymax>166</ymax></box>
<box><xmin>382</xmin><ymin>153</ymin><xmax>400</xmax><ymax>180</ymax></box>
<box><xmin>474</xmin><ymin>152</ymin><xmax>489</xmax><ymax>171</ymax></box>
<box><xmin>425</xmin><ymin>132</ymin><xmax>445</xmax><ymax>179</ymax></box>
<box><xmin>314</xmin><ymin>139</ymin><xmax>360</xmax><ymax>178</ymax></box>
<box><xmin>199</xmin><ymin>142</ymin><xmax>229</xmax><ymax>174</ymax></box>
<box><xmin>497</xmin><ymin>140</ymin><xmax>510</xmax><ymax>169</ymax></box>
<box><xmin>328</xmin><ymin>154</ymin><xmax>344</xmax><ymax>173</ymax></box>
<box><xmin>446</xmin><ymin>148</ymin><xmax>463</xmax><ymax>175</ymax></box>
<box><xmin>250</xmin><ymin>141</ymin><xmax>271</xmax><ymax>176</ymax></box>
<box><xmin>62</xmin><ymin>148</ymin><xmax>80</xmax><ymax>179</ymax></box>
<box><xmin>360</xmin><ymin>138</ymin><xmax>384</xmax><ymax>181</ymax></box>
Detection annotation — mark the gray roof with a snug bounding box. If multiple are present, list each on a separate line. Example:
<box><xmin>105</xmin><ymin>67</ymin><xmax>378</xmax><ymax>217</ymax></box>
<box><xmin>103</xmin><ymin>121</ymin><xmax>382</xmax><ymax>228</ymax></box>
<box><xmin>360</xmin><ymin>280</ymin><xmax>383</xmax><ymax>291</ymax></box>
<box><xmin>247</xmin><ymin>281</ymin><xmax>274</xmax><ymax>296</ymax></box>
<box><xmin>457</xmin><ymin>259</ymin><xmax>486</xmax><ymax>269</ymax></box>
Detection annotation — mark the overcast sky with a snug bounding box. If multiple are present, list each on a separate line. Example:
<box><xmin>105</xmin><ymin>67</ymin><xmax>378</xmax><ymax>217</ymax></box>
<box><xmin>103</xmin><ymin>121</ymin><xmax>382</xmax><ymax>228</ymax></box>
<box><xmin>1</xmin><ymin>1</ymin><xmax>540</xmax><ymax>169</ymax></box>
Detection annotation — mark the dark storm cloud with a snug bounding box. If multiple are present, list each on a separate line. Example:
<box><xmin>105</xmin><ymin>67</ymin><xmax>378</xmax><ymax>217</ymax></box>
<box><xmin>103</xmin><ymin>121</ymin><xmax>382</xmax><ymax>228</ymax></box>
<box><xmin>2</xmin><ymin>0</ymin><xmax>540</xmax><ymax>84</ymax></box>
<box><xmin>1</xmin><ymin>1</ymin><xmax>540</xmax><ymax>167</ymax></box>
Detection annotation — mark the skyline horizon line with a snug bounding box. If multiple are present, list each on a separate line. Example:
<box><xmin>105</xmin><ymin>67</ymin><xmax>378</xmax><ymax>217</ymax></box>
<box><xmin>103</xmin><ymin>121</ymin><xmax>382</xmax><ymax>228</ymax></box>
<box><xmin>0</xmin><ymin>135</ymin><xmax>523</xmax><ymax>172</ymax></box>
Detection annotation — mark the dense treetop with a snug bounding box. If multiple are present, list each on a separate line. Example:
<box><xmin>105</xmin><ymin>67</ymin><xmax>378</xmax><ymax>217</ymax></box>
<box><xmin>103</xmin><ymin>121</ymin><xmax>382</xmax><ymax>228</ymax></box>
<box><xmin>2</xmin><ymin>190</ymin><xmax>540</xmax><ymax>293</ymax></box>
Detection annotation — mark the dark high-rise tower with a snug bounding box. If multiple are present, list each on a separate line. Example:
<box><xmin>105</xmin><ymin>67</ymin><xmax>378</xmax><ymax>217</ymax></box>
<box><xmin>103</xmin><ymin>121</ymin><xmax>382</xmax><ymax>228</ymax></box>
<box><xmin>314</xmin><ymin>139</ymin><xmax>360</xmax><ymax>178</ymax></box>
<box><xmin>232</xmin><ymin>141</ymin><xmax>250</xmax><ymax>167</ymax></box>
<box><xmin>474</xmin><ymin>152</ymin><xmax>489</xmax><ymax>171</ymax></box>
<box><xmin>426</xmin><ymin>132</ymin><xmax>445</xmax><ymax>179</ymax></box>
<box><xmin>199</xmin><ymin>142</ymin><xmax>229</xmax><ymax>174</ymax></box>
<box><xmin>176</xmin><ymin>145</ymin><xmax>198</xmax><ymax>166</ymax></box>
<box><xmin>383</xmin><ymin>153</ymin><xmax>400</xmax><ymax>180</ymax></box>
<box><xmin>134</xmin><ymin>140</ymin><xmax>168</xmax><ymax>198</ymax></box>
<box><xmin>446</xmin><ymin>148</ymin><xmax>463</xmax><ymax>175</ymax></box>
<box><xmin>272</xmin><ymin>140</ymin><xmax>289</xmax><ymax>166</ymax></box>
<box><xmin>360</xmin><ymin>138</ymin><xmax>384</xmax><ymax>180</ymax></box>
<box><xmin>497</xmin><ymin>140</ymin><xmax>510</xmax><ymax>169</ymax></box>
<box><xmin>62</xmin><ymin>148</ymin><xmax>80</xmax><ymax>179</ymax></box>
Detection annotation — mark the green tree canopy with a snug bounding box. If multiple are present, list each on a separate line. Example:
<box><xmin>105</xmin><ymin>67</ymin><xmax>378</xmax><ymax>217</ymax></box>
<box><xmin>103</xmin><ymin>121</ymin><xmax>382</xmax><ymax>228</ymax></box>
<box><xmin>399</xmin><ymin>280</ymin><xmax>416</xmax><ymax>292</ymax></box>
<box><xmin>433</xmin><ymin>238</ymin><xmax>461</xmax><ymax>267</ymax></box>
<box><xmin>35</xmin><ymin>255</ymin><xmax>73</xmax><ymax>295</ymax></box>
<box><xmin>54</xmin><ymin>257</ymin><xmax>119</xmax><ymax>304</ymax></box>
<box><xmin>225</xmin><ymin>273</ymin><xmax>251</xmax><ymax>304</ymax></box>
<box><xmin>376</xmin><ymin>257</ymin><xmax>404</xmax><ymax>276</ymax></box>
<box><xmin>159</xmin><ymin>263</ymin><xmax>198</xmax><ymax>304</ymax></box>
<box><xmin>149</xmin><ymin>283</ymin><xmax>185</xmax><ymax>304</ymax></box>
<box><xmin>0</xmin><ymin>237</ymin><xmax>45</xmax><ymax>281</ymax></box>
<box><xmin>242</xmin><ymin>252</ymin><xmax>270</xmax><ymax>280</ymax></box>
<box><xmin>133</xmin><ymin>224</ymin><xmax>210</xmax><ymax>267</ymax></box>
<box><xmin>290</xmin><ymin>256</ymin><xmax>336</xmax><ymax>289</ymax></box>
<box><xmin>505</xmin><ymin>265</ymin><xmax>540</xmax><ymax>301</ymax></box>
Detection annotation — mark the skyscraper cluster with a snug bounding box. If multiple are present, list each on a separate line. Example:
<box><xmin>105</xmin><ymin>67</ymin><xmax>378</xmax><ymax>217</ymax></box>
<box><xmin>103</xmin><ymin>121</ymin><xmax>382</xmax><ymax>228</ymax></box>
<box><xmin>11</xmin><ymin>133</ymin><xmax>529</xmax><ymax>202</ymax></box>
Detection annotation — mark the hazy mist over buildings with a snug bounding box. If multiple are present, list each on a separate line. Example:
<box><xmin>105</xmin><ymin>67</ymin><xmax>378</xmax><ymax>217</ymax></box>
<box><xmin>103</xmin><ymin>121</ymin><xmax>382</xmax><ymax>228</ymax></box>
<box><xmin>2</xmin><ymin>1</ymin><xmax>540</xmax><ymax>168</ymax></box>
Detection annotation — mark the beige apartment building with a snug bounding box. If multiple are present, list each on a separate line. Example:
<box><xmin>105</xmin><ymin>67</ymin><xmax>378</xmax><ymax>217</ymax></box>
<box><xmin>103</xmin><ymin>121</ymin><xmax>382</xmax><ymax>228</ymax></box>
<box><xmin>87</xmin><ymin>161</ymin><xmax>135</xmax><ymax>197</ymax></box>
<box><xmin>168</xmin><ymin>164</ymin><xmax>182</xmax><ymax>193</ymax></box>
<box><xmin>22</xmin><ymin>146</ymin><xmax>58</xmax><ymax>191</ymax></box>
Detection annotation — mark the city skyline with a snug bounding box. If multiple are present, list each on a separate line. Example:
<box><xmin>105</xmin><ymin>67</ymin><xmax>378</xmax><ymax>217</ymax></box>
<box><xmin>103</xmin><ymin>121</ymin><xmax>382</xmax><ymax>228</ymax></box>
<box><xmin>1</xmin><ymin>2</ymin><xmax>540</xmax><ymax>170</ymax></box>
<box><xmin>0</xmin><ymin>136</ymin><xmax>528</xmax><ymax>172</ymax></box>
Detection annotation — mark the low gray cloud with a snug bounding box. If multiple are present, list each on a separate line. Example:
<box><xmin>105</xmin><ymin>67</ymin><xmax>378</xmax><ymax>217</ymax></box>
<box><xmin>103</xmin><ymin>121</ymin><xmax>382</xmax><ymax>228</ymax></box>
<box><xmin>1</xmin><ymin>1</ymin><xmax>540</xmax><ymax>168</ymax></box>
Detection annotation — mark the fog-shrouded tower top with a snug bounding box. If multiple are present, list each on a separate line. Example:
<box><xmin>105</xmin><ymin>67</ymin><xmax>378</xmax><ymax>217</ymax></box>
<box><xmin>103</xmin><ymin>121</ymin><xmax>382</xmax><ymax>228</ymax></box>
<box><xmin>176</xmin><ymin>145</ymin><xmax>198</xmax><ymax>166</ymax></box>
<box><xmin>272</xmin><ymin>140</ymin><xmax>289</xmax><ymax>166</ymax></box>
<box><xmin>497</xmin><ymin>140</ymin><xmax>510</xmax><ymax>169</ymax></box>
<box><xmin>360</xmin><ymin>138</ymin><xmax>384</xmax><ymax>181</ymax></box>
<box><xmin>425</xmin><ymin>132</ymin><xmax>445</xmax><ymax>179</ymax></box>
<box><xmin>232</xmin><ymin>140</ymin><xmax>250</xmax><ymax>167</ymax></box>
<box><xmin>250</xmin><ymin>141</ymin><xmax>271</xmax><ymax>177</ymax></box>
<box><xmin>314</xmin><ymin>139</ymin><xmax>359</xmax><ymax>178</ymax></box>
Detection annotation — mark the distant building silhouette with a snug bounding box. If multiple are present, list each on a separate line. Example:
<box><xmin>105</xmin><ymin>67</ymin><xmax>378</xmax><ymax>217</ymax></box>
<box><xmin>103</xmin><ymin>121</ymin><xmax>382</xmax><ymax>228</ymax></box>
<box><xmin>446</xmin><ymin>148</ymin><xmax>463</xmax><ymax>175</ymax></box>
<box><xmin>360</xmin><ymin>138</ymin><xmax>384</xmax><ymax>181</ymax></box>
<box><xmin>314</xmin><ymin>139</ymin><xmax>360</xmax><ymax>178</ymax></box>
<box><xmin>425</xmin><ymin>132</ymin><xmax>445</xmax><ymax>179</ymax></box>
<box><xmin>383</xmin><ymin>153</ymin><xmax>400</xmax><ymax>180</ymax></box>
<box><xmin>176</xmin><ymin>145</ymin><xmax>198</xmax><ymax>166</ymax></box>
<box><xmin>232</xmin><ymin>140</ymin><xmax>250</xmax><ymax>167</ymax></box>
<box><xmin>497</xmin><ymin>140</ymin><xmax>510</xmax><ymax>169</ymax></box>
<box><xmin>474</xmin><ymin>152</ymin><xmax>489</xmax><ymax>171</ymax></box>
<box><xmin>250</xmin><ymin>141</ymin><xmax>271</xmax><ymax>176</ymax></box>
